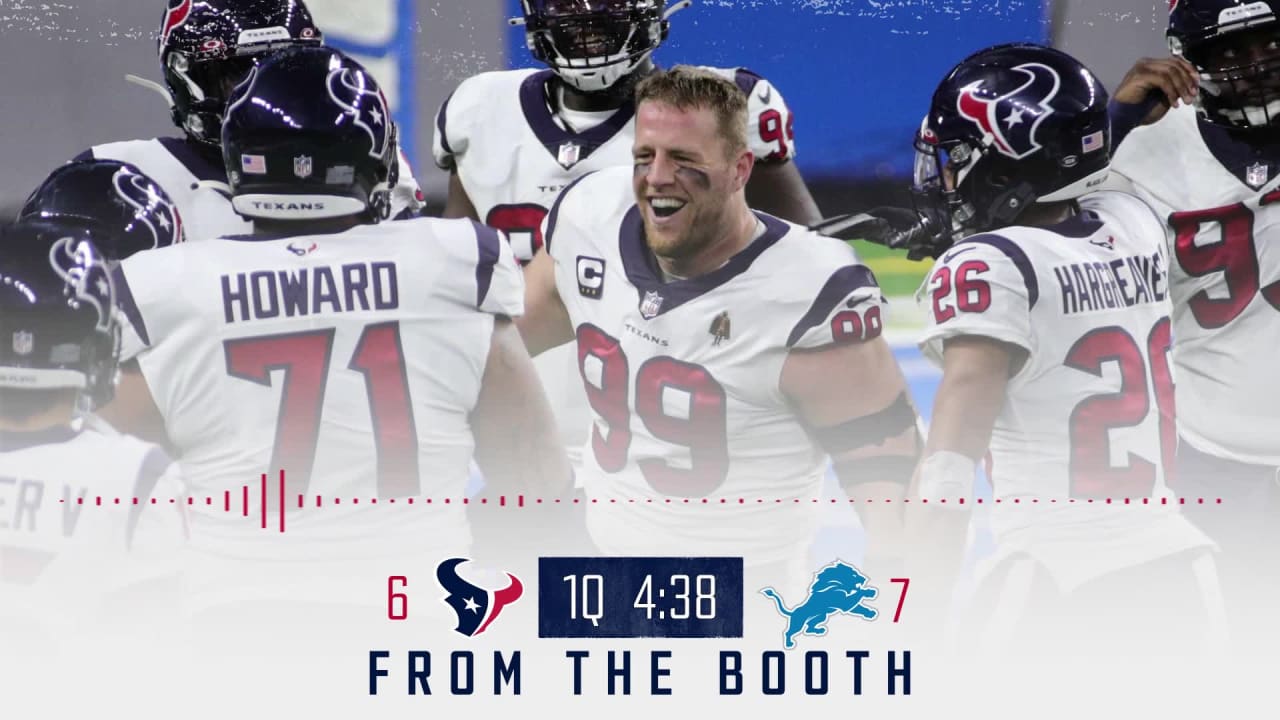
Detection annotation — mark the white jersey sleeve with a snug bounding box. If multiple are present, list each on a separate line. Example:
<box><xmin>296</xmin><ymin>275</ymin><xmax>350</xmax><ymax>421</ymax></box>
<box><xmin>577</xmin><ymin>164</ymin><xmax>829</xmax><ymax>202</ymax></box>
<box><xmin>445</xmin><ymin>218</ymin><xmax>525</xmax><ymax>318</ymax></box>
<box><xmin>918</xmin><ymin>236</ymin><xmax>1036</xmax><ymax>366</ymax></box>
<box><xmin>432</xmin><ymin>73</ymin><xmax>488</xmax><ymax>171</ymax></box>
<box><xmin>784</xmin><ymin>259</ymin><xmax>888</xmax><ymax>350</ymax></box>
<box><xmin>701</xmin><ymin>66</ymin><xmax>798</xmax><ymax>163</ymax></box>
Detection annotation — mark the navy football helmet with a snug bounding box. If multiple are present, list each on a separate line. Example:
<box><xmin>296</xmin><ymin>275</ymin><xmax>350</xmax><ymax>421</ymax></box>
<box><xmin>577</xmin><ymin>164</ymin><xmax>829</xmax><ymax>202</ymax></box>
<box><xmin>221</xmin><ymin>46</ymin><xmax>399</xmax><ymax>222</ymax></box>
<box><xmin>17</xmin><ymin>160</ymin><xmax>184</xmax><ymax>261</ymax></box>
<box><xmin>512</xmin><ymin>0</ymin><xmax>691</xmax><ymax>92</ymax></box>
<box><xmin>912</xmin><ymin>43</ymin><xmax>1111</xmax><ymax>250</ymax></box>
<box><xmin>1169</xmin><ymin>0</ymin><xmax>1280</xmax><ymax>129</ymax></box>
<box><xmin>0</xmin><ymin>223</ymin><xmax>120</xmax><ymax>408</ymax></box>
<box><xmin>158</xmin><ymin>0</ymin><xmax>323</xmax><ymax>146</ymax></box>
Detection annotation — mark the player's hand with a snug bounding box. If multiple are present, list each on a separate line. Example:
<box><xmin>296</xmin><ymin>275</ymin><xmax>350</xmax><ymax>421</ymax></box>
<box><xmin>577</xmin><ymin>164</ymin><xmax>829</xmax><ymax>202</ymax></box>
<box><xmin>1113</xmin><ymin>56</ymin><xmax>1199</xmax><ymax>126</ymax></box>
<box><xmin>811</xmin><ymin>206</ymin><xmax>948</xmax><ymax>261</ymax></box>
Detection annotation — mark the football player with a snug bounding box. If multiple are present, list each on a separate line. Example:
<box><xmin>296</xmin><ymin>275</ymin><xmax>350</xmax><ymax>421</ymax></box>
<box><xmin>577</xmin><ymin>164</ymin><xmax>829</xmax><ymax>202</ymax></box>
<box><xmin>75</xmin><ymin>0</ymin><xmax>424</xmax><ymax>243</ymax></box>
<box><xmin>436</xmin><ymin>0</ymin><xmax>822</xmax><ymax>508</ymax></box>
<box><xmin>517</xmin><ymin>66</ymin><xmax>919</xmax><ymax>594</ymax></box>
<box><xmin>1106</xmin><ymin>0</ymin><xmax>1280</xmax><ymax>652</ymax></box>
<box><xmin>0</xmin><ymin>222</ymin><xmax>185</xmax><ymax>653</ymax></box>
<box><xmin>16</xmin><ymin>159</ymin><xmax>186</xmax><ymax>261</ymax></box>
<box><xmin>97</xmin><ymin>47</ymin><xmax>569</xmax><ymax>623</ymax></box>
<box><xmin>903</xmin><ymin>44</ymin><xmax>1219</xmax><ymax>657</ymax></box>
<box><xmin>436</xmin><ymin>0</ymin><xmax>821</xmax><ymax>263</ymax></box>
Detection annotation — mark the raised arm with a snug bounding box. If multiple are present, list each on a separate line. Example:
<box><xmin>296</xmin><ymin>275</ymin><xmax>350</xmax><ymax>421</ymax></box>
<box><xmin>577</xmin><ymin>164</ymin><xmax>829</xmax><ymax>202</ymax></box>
<box><xmin>470</xmin><ymin>316</ymin><xmax>572</xmax><ymax>499</ymax></box>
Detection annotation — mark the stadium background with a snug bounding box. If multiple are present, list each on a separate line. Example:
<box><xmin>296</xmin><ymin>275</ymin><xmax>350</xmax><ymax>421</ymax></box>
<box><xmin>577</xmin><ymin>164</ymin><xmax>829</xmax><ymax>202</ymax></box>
<box><xmin>0</xmin><ymin>0</ymin><xmax>1173</xmax><ymax>563</ymax></box>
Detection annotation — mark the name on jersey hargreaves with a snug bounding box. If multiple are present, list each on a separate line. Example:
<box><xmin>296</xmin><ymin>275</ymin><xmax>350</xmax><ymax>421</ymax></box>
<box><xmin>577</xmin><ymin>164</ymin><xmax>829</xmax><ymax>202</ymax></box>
<box><xmin>221</xmin><ymin>262</ymin><xmax>399</xmax><ymax>323</ymax></box>
<box><xmin>1053</xmin><ymin>251</ymin><xmax>1167</xmax><ymax>316</ymax></box>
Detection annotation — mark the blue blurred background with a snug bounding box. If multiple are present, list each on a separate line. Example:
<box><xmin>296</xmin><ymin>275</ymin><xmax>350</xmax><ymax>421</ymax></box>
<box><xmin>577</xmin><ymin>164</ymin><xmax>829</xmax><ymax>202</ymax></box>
<box><xmin>505</xmin><ymin>0</ymin><xmax>1050</xmax><ymax>179</ymax></box>
<box><xmin>0</xmin><ymin>0</ymin><xmax>1172</xmax><ymax>214</ymax></box>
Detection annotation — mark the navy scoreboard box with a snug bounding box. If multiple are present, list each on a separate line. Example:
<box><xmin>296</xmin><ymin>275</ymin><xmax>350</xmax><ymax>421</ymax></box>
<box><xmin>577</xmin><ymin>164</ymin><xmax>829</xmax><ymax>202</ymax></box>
<box><xmin>539</xmin><ymin>557</ymin><xmax>744</xmax><ymax>639</ymax></box>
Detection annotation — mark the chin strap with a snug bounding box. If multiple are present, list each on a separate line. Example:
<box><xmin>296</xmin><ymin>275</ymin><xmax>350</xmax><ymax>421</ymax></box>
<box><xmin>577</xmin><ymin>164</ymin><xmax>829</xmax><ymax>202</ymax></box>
<box><xmin>125</xmin><ymin>74</ymin><xmax>175</xmax><ymax>109</ymax></box>
<box><xmin>195</xmin><ymin>179</ymin><xmax>234</xmax><ymax>198</ymax></box>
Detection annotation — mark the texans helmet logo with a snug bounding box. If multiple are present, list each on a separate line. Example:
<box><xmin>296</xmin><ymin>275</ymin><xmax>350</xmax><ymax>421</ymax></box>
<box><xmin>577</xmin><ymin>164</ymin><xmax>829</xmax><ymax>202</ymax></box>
<box><xmin>48</xmin><ymin>237</ymin><xmax>114</xmax><ymax>332</ymax></box>
<box><xmin>327</xmin><ymin>67</ymin><xmax>391</xmax><ymax>160</ymax></box>
<box><xmin>436</xmin><ymin>558</ymin><xmax>523</xmax><ymax>638</ymax></box>
<box><xmin>160</xmin><ymin>0</ymin><xmax>193</xmax><ymax>47</ymax></box>
<box><xmin>956</xmin><ymin>62</ymin><xmax>1062</xmax><ymax>160</ymax></box>
<box><xmin>113</xmin><ymin>167</ymin><xmax>182</xmax><ymax>250</ymax></box>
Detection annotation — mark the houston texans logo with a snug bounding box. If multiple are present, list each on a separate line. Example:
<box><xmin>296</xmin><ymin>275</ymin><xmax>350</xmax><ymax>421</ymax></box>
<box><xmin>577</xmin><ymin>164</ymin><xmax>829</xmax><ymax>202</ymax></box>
<box><xmin>327</xmin><ymin>68</ymin><xmax>391</xmax><ymax>160</ymax></box>
<box><xmin>436</xmin><ymin>558</ymin><xmax>523</xmax><ymax>637</ymax></box>
<box><xmin>48</xmin><ymin>237</ymin><xmax>113</xmax><ymax>331</ymax></box>
<box><xmin>160</xmin><ymin>0</ymin><xmax>193</xmax><ymax>47</ymax></box>
<box><xmin>112</xmin><ymin>167</ymin><xmax>183</xmax><ymax>250</ymax></box>
<box><xmin>956</xmin><ymin>62</ymin><xmax>1061</xmax><ymax>160</ymax></box>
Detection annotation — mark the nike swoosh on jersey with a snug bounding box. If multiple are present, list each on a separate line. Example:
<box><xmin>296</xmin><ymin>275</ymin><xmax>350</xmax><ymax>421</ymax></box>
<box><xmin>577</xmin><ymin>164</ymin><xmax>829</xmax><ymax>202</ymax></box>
<box><xmin>757</xmin><ymin>84</ymin><xmax>772</xmax><ymax>104</ymax></box>
<box><xmin>941</xmin><ymin>245</ymin><xmax>978</xmax><ymax>263</ymax></box>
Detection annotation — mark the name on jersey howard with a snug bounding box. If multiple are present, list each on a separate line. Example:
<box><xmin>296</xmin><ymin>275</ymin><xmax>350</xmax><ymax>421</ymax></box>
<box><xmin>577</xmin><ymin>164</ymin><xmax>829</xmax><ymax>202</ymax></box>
<box><xmin>1053</xmin><ymin>251</ymin><xmax>1167</xmax><ymax>316</ymax></box>
<box><xmin>221</xmin><ymin>262</ymin><xmax>399</xmax><ymax>323</ymax></box>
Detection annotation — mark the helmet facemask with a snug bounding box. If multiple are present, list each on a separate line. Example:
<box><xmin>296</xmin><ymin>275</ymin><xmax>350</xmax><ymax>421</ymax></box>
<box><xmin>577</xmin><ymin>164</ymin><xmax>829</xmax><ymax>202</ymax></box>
<box><xmin>518</xmin><ymin>0</ymin><xmax>680</xmax><ymax>93</ymax></box>
<box><xmin>1174</xmin><ymin>20</ymin><xmax>1280</xmax><ymax>129</ymax></box>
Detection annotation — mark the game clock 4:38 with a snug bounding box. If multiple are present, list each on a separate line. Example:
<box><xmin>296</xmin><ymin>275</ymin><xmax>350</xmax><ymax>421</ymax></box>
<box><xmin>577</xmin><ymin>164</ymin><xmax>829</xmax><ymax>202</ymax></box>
<box><xmin>538</xmin><ymin>557</ymin><xmax>743</xmax><ymax>638</ymax></box>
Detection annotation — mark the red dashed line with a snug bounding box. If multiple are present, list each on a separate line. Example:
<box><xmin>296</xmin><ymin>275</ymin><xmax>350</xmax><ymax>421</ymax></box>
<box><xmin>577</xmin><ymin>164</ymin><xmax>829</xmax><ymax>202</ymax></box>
<box><xmin>57</xmin><ymin>495</ymin><xmax>1227</xmax><ymax>510</ymax></box>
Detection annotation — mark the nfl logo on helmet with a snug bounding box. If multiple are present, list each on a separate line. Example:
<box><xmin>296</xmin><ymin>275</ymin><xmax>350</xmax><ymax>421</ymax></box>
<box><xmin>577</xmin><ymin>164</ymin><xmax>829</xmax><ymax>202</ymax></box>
<box><xmin>12</xmin><ymin>331</ymin><xmax>34</xmax><ymax>357</ymax></box>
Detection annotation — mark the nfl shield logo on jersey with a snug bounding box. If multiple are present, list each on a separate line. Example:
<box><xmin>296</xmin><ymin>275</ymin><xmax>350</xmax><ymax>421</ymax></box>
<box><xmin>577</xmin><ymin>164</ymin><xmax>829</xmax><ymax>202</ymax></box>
<box><xmin>640</xmin><ymin>290</ymin><xmax>664</xmax><ymax>319</ymax></box>
<box><xmin>557</xmin><ymin>141</ymin><xmax>582</xmax><ymax>170</ymax></box>
<box><xmin>294</xmin><ymin>155</ymin><xmax>314</xmax><ymax>179</ymax></box>
<box><xmin>1247</xmin><ymin>161</ymin><xmax>1269</xmax><ymax>189</ymax></box>
<box><xmin>12</xmin><ymin>331</ymin><xmax>34</xmax><ymax>356</ymax></box>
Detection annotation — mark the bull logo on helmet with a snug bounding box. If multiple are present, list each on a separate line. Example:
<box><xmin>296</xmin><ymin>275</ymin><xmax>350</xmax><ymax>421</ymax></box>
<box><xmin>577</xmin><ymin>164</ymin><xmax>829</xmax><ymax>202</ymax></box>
<box><xmin>112</xmin><ymin>167</ymin><xmax>183</xmax><ymax>250</ymax></box>
<box><xmin>956</xmin><ymin>62</ymin><xmax>1062</xmax><ymax>160</ymax></box>
<box><xmin>48</xmin><ymin>237</ymin><xmax>114</xmax><ymax>332</ymax></box>
<box><xmin>326</xmin><ymin>67</ymin><xmax>391</xmax><ymax>160</ymax></box>
<box><xmin>160</xmin><ymin>0</ymin><xmax>193</xmax><ymax>47</ymax></box>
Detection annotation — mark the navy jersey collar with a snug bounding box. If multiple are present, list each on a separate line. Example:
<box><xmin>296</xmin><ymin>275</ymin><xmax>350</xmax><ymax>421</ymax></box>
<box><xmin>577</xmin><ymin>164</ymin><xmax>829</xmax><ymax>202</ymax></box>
<box><xmin>519</xmin><ymin>70</ymin><xmax>636</xmax><ymax>166</ymax></box>
<box><xmin>1197</xmin><ymin>119</ymin><xmax>1280</xmax><ymax>191</ymax></box>
<box><xmin>158</xmin><ymin>136</ymin><xmax>227</xmax><ymax>184</ymax></box>
<box><xmin>618</xmin><ymin>206</ymin><xmax>789</xmax><ymax>318</ymax></box>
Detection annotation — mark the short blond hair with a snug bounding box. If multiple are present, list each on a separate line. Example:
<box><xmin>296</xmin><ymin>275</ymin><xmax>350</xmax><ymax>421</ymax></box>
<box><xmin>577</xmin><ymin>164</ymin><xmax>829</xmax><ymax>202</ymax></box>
<box><xmin>634</xmin><ymin>65</ymin><xmax>749</xmax><ymax>158</ymax></box>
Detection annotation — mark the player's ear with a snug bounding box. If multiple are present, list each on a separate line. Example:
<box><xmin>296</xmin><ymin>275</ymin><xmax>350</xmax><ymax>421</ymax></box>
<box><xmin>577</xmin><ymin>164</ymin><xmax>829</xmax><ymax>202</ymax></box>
<box><xmin>732</xmin><ymin>147</ymin><xmax>754</xmax><ymax>192</ymax></box>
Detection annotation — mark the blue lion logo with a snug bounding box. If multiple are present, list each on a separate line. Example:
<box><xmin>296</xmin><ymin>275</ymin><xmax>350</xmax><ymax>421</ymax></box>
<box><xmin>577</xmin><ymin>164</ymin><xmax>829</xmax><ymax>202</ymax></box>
<box><xmin>760</xmin><ymin>560</ymin><xmax>879</xmax><ymax>650</ymax></box>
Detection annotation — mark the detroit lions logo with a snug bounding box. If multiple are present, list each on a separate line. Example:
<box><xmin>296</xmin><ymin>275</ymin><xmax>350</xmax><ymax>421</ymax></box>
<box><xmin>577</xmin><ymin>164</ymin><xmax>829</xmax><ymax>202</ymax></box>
<box><xmin>48</xmin><ymin>237</ymin><xmax>114</xmax><ymax>332</ymax></box>
<box><xmin>112</xmin><ymin>167</ymin><xmax>183</xmax><ymax>250</ymax></box>
<box><xmin>160</xmin><ymin>0</ymin><xmax>192</xmax><ymax>47</ymax></box>
<box><xmin>956</xmin><ymin>62</ymin><xmax>1062</xmax><ymax>160</ymax></box>
<box><xmin>760</xmin><ymin>560</ymin><xmax>879</xmax><ymax>650</ymax></box>
<box><xmin>327</xmin><ymin>67</ymin><xmax>390</xmax><ymax>160</ymax></box>
<box><xmin>436</xmin><ymin>558</ymin><xmax>524</xmax><ymax>638</ymax></box>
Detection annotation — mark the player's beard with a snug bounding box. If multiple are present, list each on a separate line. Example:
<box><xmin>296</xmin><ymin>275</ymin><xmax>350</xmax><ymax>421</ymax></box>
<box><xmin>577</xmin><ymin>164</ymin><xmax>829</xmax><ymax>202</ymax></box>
<box><xmin>642</xmin><ymin>195</ymin><xmax>727</xmax><ymax>270</ymax></box>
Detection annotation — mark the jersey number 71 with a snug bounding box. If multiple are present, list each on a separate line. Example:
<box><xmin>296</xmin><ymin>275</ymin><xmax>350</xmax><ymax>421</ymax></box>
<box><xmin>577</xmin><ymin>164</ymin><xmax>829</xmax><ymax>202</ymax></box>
<box><xmin>223</xmin><ymin>322</ymin><xmax>418</xmax><ymax>499</ymax></box>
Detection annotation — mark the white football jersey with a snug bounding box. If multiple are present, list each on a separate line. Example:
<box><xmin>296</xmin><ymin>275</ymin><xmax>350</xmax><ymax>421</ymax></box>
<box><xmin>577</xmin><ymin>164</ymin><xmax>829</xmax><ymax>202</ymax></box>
<box><xmin>434</xmin><ymin>66</ymin><xmax>797</xmax><ymax>471</ymax></box>
<box><xmin>432</xmin><ymin>66</ymin><xmax>798</xmax><ymax>261</ymax></box>
<box><xmin>0</xmin><ymin>425</ymin><xmax>185</xmax><ymax>645</ymax></box>
<box><xmin>113</xmin><ymin>217</ymin><xmax>522</xmax><ymax>606</ymax></box>
<box><xmin>919</xmin><ymin>191</ymin><xmax>1212</xmax><ymax>590</ymax></box>
<box><xmin>1111</xmin><ymin>104</ymin><xmax>1280</xmax><ymax>465</ymax></box>
<box><xmin>83</xmin><ymin>137</ymin><xmax>427</xmax><ymax>243</ymax></box>
<box><xmin>543</xmin><ymin>167</ymin><xmax>887</xmax><ymax>567</ymax></box>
